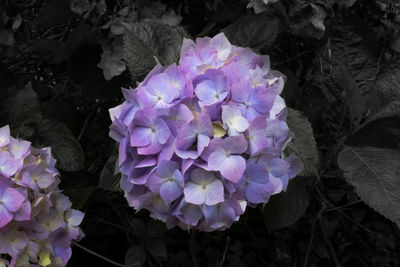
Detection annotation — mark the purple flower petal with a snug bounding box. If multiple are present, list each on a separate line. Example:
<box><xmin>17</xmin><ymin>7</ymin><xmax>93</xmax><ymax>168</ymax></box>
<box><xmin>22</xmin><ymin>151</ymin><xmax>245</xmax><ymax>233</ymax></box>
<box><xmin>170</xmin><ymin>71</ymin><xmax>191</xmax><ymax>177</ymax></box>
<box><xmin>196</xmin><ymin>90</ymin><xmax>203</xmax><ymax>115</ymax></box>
<box><xmin>218</xmin><ymin>155</ymin><xmax>246</xmax><ymax>183</ymax></box>
<box><xmin>2</xmin><ymin>187</ymin><xmax>25</xmax><ymax>212</ymax></box>
<box><xmin>204</xmin><ymin>179</ymin><xmax>224</xmax><ymax>205</ymax></box>
<box><xmin>0</xmin><ymin>205</ymin><xmax>12</xmax><ymax>227</ymax></box>
<box><xmin>130</xmin><ymin>127</ymin><xmax>152</xmax><ymax>147</ymax></box>
<box><xmin>0</xmin><ymin>125</ymin><xmax>10</xmax><ymax>148</ymax></box>
<box><xmin>184</xmin><ymin>182</ymin><xmax>205</xmax><ymax>205</ymax></box>
<box><xmin>160</xmin><ymin>181</ymin><xmax>182</xmax><ymax>204</ymax></box>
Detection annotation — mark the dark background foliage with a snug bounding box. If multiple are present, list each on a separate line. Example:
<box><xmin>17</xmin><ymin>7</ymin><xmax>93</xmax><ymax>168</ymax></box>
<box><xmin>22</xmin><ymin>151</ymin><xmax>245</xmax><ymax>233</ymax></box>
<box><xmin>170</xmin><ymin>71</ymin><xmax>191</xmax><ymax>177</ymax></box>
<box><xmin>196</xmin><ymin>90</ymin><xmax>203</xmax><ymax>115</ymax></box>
<box><xmin>1</xmin><ymin>0</ymin><xmax>400</xmax><ymax>266</ymax></box>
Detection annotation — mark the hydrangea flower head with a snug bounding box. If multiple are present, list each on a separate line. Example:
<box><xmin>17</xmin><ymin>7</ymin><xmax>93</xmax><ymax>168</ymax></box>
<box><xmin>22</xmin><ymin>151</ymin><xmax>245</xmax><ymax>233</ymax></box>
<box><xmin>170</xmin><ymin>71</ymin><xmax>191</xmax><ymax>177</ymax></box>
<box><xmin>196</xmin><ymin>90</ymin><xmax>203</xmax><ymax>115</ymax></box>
<box><xmin>0</xmin><ymin>125</ymin><xmax>84</xmax><ymax>267</ymax></box>
<box><xmin>110</xmin><ymin>33</ymin><xmax>302</xmax><ymax>231</ymax></box>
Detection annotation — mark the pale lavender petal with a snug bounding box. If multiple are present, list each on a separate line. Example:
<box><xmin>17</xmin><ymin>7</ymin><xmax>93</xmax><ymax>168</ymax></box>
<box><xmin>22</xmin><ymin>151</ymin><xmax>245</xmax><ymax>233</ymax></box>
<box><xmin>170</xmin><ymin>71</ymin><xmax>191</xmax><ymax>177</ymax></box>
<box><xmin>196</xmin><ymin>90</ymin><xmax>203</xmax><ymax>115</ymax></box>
<box><xmin>248</xmin><ymin>116</ymin><xmax>268</xmax><ymax>155</ymax></box>
<box><xmin>36</xmin><ymin>172</ymin><xmax>55</xmax><ymax>189</ymax></box>
<box><xmin>8</xmin><ymin>138</ymin><xmax>31</xmax><ymax>159</ymax></box>
<box><xmin>68</xmin><ymin>210</ymin><xmax>85</xmax><ymax>227</ymax></box>
<box><xmin>246</xmin><ymin>183</ymin><xmax>270</xmax><ymax>204</ymax></box>
<box><xmin>190</xmin><ymin>168</ymin><xmax>217</xmax><ymax>185</ymax></box>
<box><xmin>197</xmin><ymin>134</ymin><xmax>210</xmax><ymax>155</ymax></box>
<box><xmin>268</xmin><ymin>158</ymin><xmax>290</xmax><ymax>177</ymax></box>
<box><xmin>130</xmin><ymin>127</ymin><xmax>152</xmax><ymax>147</ymax></box>
<box><xmin>0</xmin><ymin>151</ymin><xmax>20</xmax><ymax>177</ymax></box>
<box><xmin>221</xmin><ymin>135</ymin><xmax>248</xmax><ymax>154</ymax></box>
<box><xmin>137</xmin><ymin>140</ymin><xmax>162</xmax><ymax>155</ymax></box>
<box><xmin>2</xmin><ymin>187</ymin><xmax>25</xmax><ymax>212</ymax></box>
<box><xmin>176</xmin><ymin>123</ymin><xmax>196</xmax><ymax>150</ymax></box>
<box><xmin>204</xmin><ymin>179</ymin><xmax>224</xmax><ymax>205</ymax></box>
<box><xmin>219</xmin><ymin>155</ymin><xmax>246</xmax><ymax>183</ymax></box>
<box><xmin>195</xmin><ymin>80</ymin><xmax>217</xmax><ymax>105</ymax></box>
<box><xmin>184</xmin><ymin>182</ymin><xmax>205</xmax><ymax>205</ymax></box>
<box><xmin>207</xmin><ymin>151</ymin><xmax>226</xmax><ymax>171</ymax></box>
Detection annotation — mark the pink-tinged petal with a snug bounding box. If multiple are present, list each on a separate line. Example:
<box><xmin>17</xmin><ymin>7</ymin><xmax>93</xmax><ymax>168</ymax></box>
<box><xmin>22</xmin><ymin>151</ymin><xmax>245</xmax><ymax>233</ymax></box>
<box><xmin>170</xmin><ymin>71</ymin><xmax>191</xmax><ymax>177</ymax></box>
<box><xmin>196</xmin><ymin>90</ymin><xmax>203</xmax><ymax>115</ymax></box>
<box><xmin>222</xmin><ymin>135</ymin><xmax>248</xmax><ymax>154</ymax></box>
<box><xmin>204</xmin><ymin>179</ymin><xmax>224</xmax><ymax>205</ymax></box>
<box><xmin>207</xmin><ymin>151</ymin><xmax>227</xmax><ymax>171</ymax></box>
<box><xmin>0</xmin><ymin>125</ymin><xmax>10</xmax><ymax>147</ymax></box>
<box><xmin>36</xmin><ymin>172</ymin><xmax>55</xmax><ymax>189</ymax></box>
<box><xmin>3</xmin><ymin>187</ymin><xmax>25</xmax><ymax>212</ymax></box>
<box><xmin>197</xmin><ymin>134</ymin><xmax>210</xmax><ymax>155</ymax></box>
<box><xmin>184</xmin><ymin>182</ymin><xmax>205</xmax><ymax>205</ymax></box>
<box><xmin>130</xmin><ymin>127</ymin><xmax>152</xmax><ymax>147</ymax></box>
<box><xmin>160</xmin><ymin>181</ymin><xmax>182</xmax><ymax>204</ymax></box>
<box><xmin>176</xmin><ymin>124</ymin><xmax>196</xmax><ymax>150</ymax></box>
<box><xmin>68</xmin><ymin>210</ymin><xmax>84</xmax><ymax>226</ymax></box>
<box><xmin>219</xmin><ymin>155</ymin><xmax>246</xmax><ymax>183</ymax></box>
<box><xmin>0</xmin><ymin>205</ymin><xmax>12</xmax><ymax>227</ymax></box>
<box><xmin>154</xmin><ymin>118</ymin><xmax>171</xmax><ymax>144</ymax></box>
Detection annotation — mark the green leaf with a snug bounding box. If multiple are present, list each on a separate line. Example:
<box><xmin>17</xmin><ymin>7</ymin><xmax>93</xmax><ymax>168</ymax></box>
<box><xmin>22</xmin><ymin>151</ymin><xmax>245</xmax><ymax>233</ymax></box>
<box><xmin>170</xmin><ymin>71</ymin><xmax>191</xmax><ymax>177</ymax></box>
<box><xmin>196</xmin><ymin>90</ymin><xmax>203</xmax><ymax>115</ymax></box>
<box><xmin>37</xmin><ymin>119</ymin><xmax>84</xmax><ymax>172</ymax></box>
<box><xmin>145</xmin><ymin>238</ymin><xmax>167</xmax><ymax>259</ymax></box>
<box><xmin>370</xmin><ymin>57</ymin><xmax>400</xmax><ymax>114</ymax></box>
<box><xmin>129</xmin><ymin>218</ymin><xmax>146</xmax><ymax>240</ymax></box>
<box><xmin>289</xmin><ymin>3</ymin><xmax>327</xmax><ymax>39</ymax></box>
<box><xmin>4</xmin><ymin>83</ymin><xmax>42</xmax><ymax>139</ymax></box>
<box><xmin>262</xmin><ymin>177</ymin><xmax>309</xmax><ymax>232</ymax></box>
<box><xmin>337</xmin><ymin>146</ymin><xmax>400</xmax><ymax>227</ymax></box>
<box><xmin>286</xmin><ymin>108</ymin><xmax>319</xmax><ymax>177</ymax></box>
<box><xmin>125</xmin><ymin>245</ymin><xmax>146</xmax><ymax>267</ymax></box>
<box><xmin>222</xmin><ymin>12</ymin><xmax>279</xmax><ymax>50</ymax></box>
<box><xmin>123</xmin><ymin>19</ymin><xmax>185</xmax><ymax>81</ymax></box>
<box><xmin>99</xmin><ymin>151</ymin><xmax>121</xmax><ymax>191</ymax></box>
<box><xmin>34</xmin><ymin>0</ymin><xmax>74</xmax><ymax>32</ymax></box>
<box><xmin>61</xmin><ymin>172</ymin><xmax>95</xmax><ymax>209</ymax></box>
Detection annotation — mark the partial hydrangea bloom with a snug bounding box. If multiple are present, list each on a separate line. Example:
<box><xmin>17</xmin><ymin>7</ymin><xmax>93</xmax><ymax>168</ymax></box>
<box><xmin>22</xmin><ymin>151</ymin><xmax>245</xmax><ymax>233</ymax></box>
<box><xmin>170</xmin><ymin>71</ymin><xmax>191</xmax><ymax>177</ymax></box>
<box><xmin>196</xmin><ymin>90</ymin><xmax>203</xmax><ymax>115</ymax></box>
<box><xmin>109</xmin><ymin>33</ymin><xmax>302</xmax><ymax>232</ymax></box>
<box><xmin>0</xmin><ymin>125</ymin><xmax>84</xmax><ymax>267</ymax></box>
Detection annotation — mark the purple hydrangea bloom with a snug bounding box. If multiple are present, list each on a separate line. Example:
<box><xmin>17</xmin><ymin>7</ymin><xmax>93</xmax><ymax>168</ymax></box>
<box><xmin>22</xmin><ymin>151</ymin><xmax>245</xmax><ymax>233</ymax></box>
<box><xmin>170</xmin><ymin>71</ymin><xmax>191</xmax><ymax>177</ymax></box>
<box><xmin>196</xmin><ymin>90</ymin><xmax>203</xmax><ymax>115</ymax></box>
<box><xmin>109</xmin><ymin>33</ymin><xmax>302</xmax><ymax>231</ymax></box>
<box><xmin>0</xmin><ymin>125</ymin><xmax>84</xmax><ymax>266</ymax></box>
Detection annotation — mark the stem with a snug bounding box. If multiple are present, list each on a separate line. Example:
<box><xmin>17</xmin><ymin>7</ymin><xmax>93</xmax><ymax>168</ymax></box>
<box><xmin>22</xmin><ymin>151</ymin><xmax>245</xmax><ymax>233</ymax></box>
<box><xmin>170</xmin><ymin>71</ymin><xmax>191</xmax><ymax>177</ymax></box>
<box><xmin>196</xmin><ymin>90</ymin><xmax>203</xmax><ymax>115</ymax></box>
<box><xmin>73</xmin><ymin>242</ymin><xmax>135</xmax><ymax>267</ymax></box>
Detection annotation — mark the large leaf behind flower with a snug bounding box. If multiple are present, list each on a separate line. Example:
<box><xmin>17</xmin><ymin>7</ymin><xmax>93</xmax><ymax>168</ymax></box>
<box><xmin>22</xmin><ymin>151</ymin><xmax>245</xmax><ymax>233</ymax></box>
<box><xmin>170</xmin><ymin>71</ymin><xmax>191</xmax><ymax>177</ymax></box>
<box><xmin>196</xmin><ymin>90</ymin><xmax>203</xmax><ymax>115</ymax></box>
<box><xmin>222</xmin><ymin>12</ymin><xmax>279</xmax><ymax>50</ymax></box>
<box><xmin>37</xmin><ymin>119</ymin><xmax>85</xmax><ymax>172</ymax></box>
<box><xmin>99</xmin><ymin>151</ymin><xmax>121</xmax><ymax>191</ymax></box>
<box><xmin>262</xmin><ymin>177</ymin><xmax>309</xmax><ymax>232</ymax></box>
<box><xmin>286</xmin><ymin>108</ymin><xmax>319</xmax><ymax>177</ymax></box>
<box><xmin>338</xmin><ymin>146</ymin><xmax>400</xmax><ymax>227</ymax></box>
<box><xmin>123</xmin><ymin>19</ymin><xmax>185</xmax><ymax>81</ymax></box>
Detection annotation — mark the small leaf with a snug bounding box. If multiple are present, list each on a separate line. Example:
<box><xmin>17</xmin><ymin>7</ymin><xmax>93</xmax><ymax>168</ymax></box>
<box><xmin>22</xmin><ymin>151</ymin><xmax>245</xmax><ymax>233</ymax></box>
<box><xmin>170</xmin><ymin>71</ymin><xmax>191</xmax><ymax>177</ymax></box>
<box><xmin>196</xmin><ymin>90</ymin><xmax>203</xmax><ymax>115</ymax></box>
<box><xmin>125</xmin><ymin>245</ymin><xmax>146</xmax><ymax>267</ymax></box>
<box><xmin>123</xmin><ymin>20</ymin><xmax>185</xmax><ymax>81</ymax></box>
<box><xmin>4</xmin><ymin>83</ymin><xmax>42</xmax><ymax>138</ymax></box>
<box><xmin>286</xmin><ymin>108</ymin><xmax>319</xmax><ymax>177</ymax></box>
<box><xmin>99</xmin><ymin>152</ymin><xmax>121</xmax><ymax>191</ymax></box>
<box><xmin>338</xmin><ymin>146</ymin><xmax>400</xmax><ymax>227</ymax></box>
<box><xmin>289</xmin><ymin>3</ymin><xmax>327</xmax><ymax>39</ymax></box>
<box><xmin>222</xmin><ymin>12</ymin><xmax>279</xmax><ymax>50</ymax></box>
<box><xmin>262</xmin><ymin>177</ymin><xmax>309</xmax><ymax>232</ymax></box>
<box><xmin>145</xmin><ymin>238</ymin><xmax>167</xmax><ymax>259</ymax></box>
<box><xmin>37</xmin><ymin>119</ymin><xmax>84</xmax><ymax>172</ymax></box>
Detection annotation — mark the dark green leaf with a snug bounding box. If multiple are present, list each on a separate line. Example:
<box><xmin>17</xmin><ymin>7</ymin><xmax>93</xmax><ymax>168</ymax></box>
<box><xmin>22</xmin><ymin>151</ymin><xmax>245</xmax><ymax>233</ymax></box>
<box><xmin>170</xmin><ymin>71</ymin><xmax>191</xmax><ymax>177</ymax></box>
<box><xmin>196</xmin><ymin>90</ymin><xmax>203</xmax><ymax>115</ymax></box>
<box><xmin>123</xmin><ymin>19</ymin><xmax>185</xmax><ymax>81</ymax></box>
<box><xmin>61</xmin><ymin>172</ymin><xmax>95</xmax><ymax>209</ymax></box>
<box><xmin>222</xmin><ymin>12</ymin><xmax>279</xmax><ymax>50</ymax></box>
<box><xmin>145</xmin><ymin>238</ymin><xmax>167</xmax><ymax>259</ymax></box>
<box><xmin>125</xmin><ymin>245</ymin><xmax>146</xmax><ymax>267</ymax></box>
<box><xmin>37</xmin><ymin>119</ymin><xmax>84</xmax><ymax>172</ymax></box>
<box><xmin>338</xmin><ymin>146</ymin><xmax>400</xmax><ymax>227</ymax></box>
<box><xmin>4</xmin><ymin>83</ymin><xmax>42</xmax><ymax>139</ymax></box>
<box><xmin>262</xmin><ymin>177</ymin><xmax>309</xmax><ymax>232</ymax></box>
<box><xmin>286</xmin><ymin>108</ymin><xmax>319</xmax><ymax>177</ymax></box>
<box><xmin>289</xmin><ymin>3</ymin><xmax>327</xmax><ymax>39</ymax></box>
<box><xmin>34</xmin><ymin>0</ymin><xmax>74</xmax><ymax>32</ymax></box>
<box><xmin>129</xmin><ymin>218</ymin><xmax>146</xmax><ymax>240</ymax></box>
<box><xmin>99</xmin><ymin>152</ymin><xmax>121</xmax><ymax>191</ymax></box>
